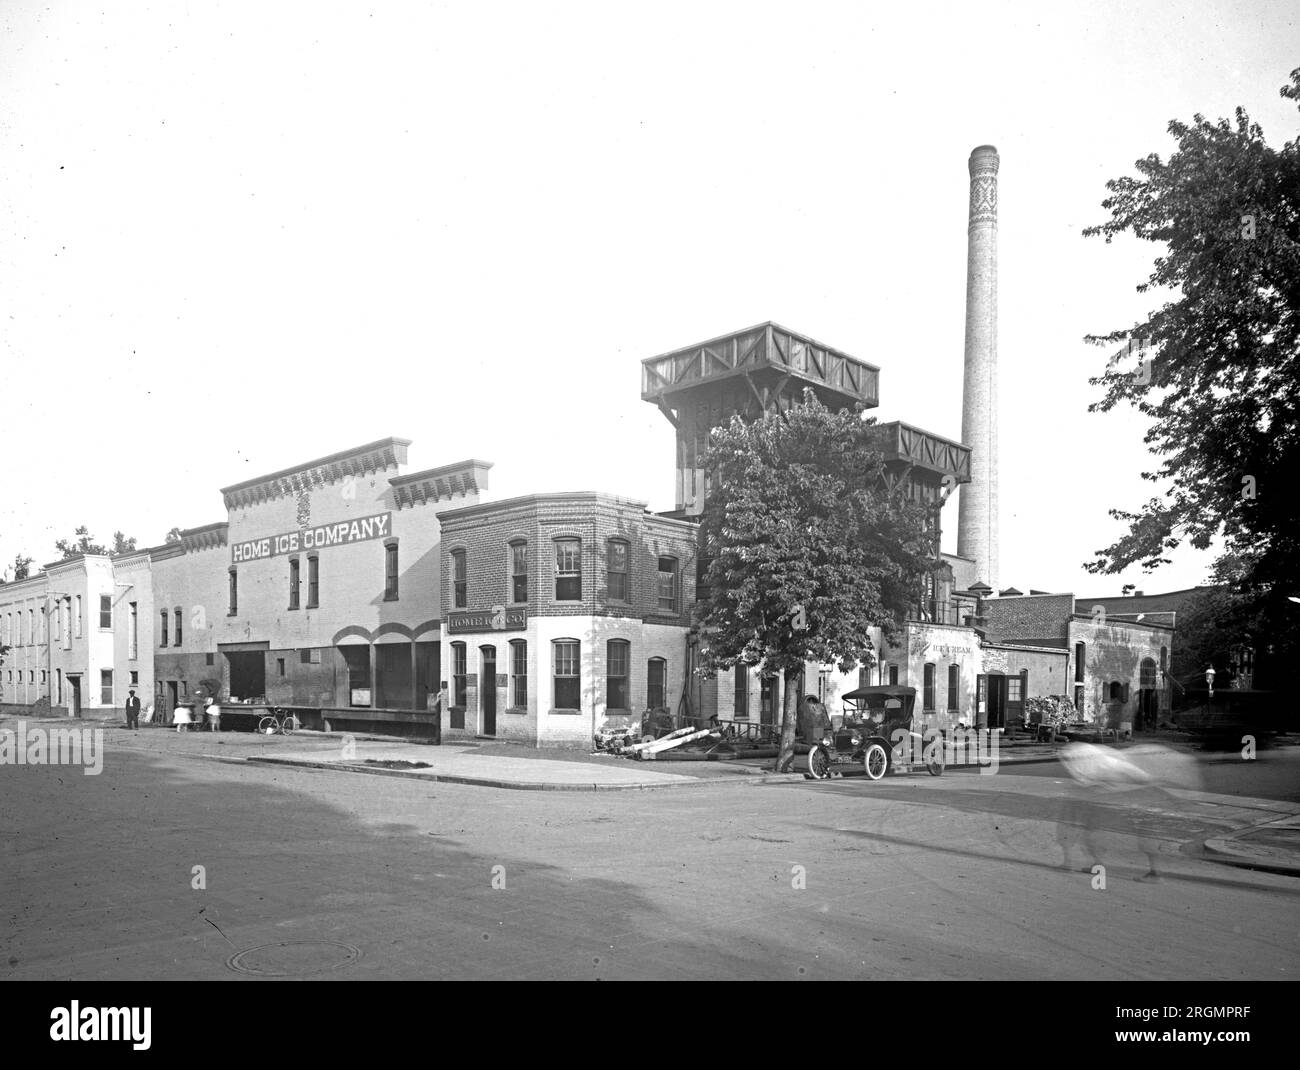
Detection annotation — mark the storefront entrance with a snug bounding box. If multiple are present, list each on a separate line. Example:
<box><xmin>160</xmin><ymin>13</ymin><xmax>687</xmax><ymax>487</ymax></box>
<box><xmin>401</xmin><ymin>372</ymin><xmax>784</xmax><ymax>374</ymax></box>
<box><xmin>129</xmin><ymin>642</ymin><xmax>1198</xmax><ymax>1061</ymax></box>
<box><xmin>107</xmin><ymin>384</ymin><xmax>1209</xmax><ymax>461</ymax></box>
<box><xmin>977</xmin><ymin>673</ymin><xmax>1007</xmax><ymax>729</ymax></box>
<box><xmin>68</xmin><ymin>675</ymin><xmax>82</xmax><ymax>718</ymax></box>
<box><xmin>480</xmin><ymin>646</ymin><xmax>497</xmax><ymax>736</ymax></box>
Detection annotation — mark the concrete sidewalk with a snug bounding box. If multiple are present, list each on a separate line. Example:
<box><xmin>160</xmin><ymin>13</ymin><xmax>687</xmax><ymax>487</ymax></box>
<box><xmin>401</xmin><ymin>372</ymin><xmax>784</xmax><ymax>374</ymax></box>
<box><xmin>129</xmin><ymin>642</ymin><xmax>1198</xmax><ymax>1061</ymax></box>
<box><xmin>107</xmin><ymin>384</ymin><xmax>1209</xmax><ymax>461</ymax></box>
<box><xmin>243</xmin><ymin>740</ymin><xmax>742</xmax><ymax>791</ymax></box>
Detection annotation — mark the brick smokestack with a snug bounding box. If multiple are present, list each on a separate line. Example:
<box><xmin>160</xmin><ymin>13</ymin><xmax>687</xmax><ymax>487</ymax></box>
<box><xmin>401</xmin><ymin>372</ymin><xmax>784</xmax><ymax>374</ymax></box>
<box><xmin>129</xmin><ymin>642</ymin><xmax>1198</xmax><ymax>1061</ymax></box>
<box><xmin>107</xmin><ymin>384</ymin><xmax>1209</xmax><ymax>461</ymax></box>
<box><xmin>958</xmin><ymin>144</ymin><xmax>999</xmax><ymax>590</ymax></box>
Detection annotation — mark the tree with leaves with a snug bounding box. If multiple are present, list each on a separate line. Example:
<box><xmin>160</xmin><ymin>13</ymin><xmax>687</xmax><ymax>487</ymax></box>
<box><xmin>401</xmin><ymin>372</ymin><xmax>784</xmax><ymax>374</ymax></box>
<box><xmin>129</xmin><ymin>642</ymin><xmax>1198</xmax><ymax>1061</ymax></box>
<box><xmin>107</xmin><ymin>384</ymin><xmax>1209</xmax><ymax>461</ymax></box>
<box><xmin>55</xmin><ymin>526</ymin><xmax>107</xmax><ymax>558</ymax></box>
<box><xmin>54</xmin><ymin>526</ymin><xmax>137</xmax><ymax>558</ymax></box>
<box><xmin>1083</xmin><ymin>67</ymin><xmax>1300</xmax><ymax>682</ymax></box>
<box><xmin>165</xmin><ymin>527</ymin><xmax>183</xmax><ymax>544</ymax></box>
<box><xmin>9</xmin><ymin>554</ymin><xmax>32</xmax><ymax>581</ymax></box>
<box><xmin>694</xmin><ymin>391</ymin><xmax>938</xmax><ymax>772</ymax></box>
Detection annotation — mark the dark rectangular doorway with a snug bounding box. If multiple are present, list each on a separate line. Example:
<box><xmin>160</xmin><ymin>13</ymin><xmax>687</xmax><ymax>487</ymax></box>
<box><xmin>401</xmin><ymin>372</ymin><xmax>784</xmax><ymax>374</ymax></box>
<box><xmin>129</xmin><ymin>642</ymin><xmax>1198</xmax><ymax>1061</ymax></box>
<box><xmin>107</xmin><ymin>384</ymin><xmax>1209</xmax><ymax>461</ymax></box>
<box><xmin>415</xmin><ymin>641</ymin><xmax>440</xmax><ymax>711</ymax></box>
<box><xmin>69</xmin><ymin>676</ymin><xmax>82</xmax><ymax>718</ymax></box>
<box><xmin>226</xmin><ymin>651</ymin><xmax>267</xmax><ymax>703</ymax></box>
<box><xmin>480</xmin><ymin>646</ymin><xmax>497</xmax><ymax>736</ymax></box>
<box><xmin>984</xmin><ymin>674</ymin><xmax>1007</xmax><ymax>730</ymax></box>
<box><xmin>375</xmin><ymin>642</ymin><xmax>413</xmax><ymax>710</ymax></box>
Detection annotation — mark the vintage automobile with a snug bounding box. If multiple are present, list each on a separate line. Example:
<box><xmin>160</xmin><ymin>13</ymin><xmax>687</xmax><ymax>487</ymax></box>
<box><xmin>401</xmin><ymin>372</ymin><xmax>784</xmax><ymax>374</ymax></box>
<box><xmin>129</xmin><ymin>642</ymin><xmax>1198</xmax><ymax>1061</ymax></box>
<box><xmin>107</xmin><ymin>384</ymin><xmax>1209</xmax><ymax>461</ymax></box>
<box><xmin>799</xmin><ymin>685</ymin><xmax>944</xmax><ymax>781</ymax></box>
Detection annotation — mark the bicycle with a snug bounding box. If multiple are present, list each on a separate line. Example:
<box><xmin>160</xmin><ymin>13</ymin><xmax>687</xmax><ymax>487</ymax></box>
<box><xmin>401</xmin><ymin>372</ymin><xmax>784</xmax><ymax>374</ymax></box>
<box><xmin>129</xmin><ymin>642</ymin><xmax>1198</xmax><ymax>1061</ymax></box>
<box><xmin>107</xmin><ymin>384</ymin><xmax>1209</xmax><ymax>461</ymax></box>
<box><xmin>257</xmin><ymin>709</ymin><xmax>299</xmax><ymax>735</ymax></box>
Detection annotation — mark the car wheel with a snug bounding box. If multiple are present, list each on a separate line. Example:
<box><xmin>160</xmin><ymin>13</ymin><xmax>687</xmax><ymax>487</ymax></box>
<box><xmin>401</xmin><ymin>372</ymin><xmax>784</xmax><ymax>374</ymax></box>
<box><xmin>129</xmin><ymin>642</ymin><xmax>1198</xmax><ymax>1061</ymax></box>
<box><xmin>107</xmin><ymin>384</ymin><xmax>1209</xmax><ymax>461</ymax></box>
<box><xmin>925</xmin><ymin>735</ymin><xmax>945</xmax><ymax>776</ymax></box>
<box><xmin>802</xmin><ymin>744</ymin><xmax>831</xmax><ymax>780</ymax></box>
<box><xmin>863</xmin><ymin>742</ymin><xmax>888</xmax><ymax>781</ymax></box>
<box><xmin>641</xmin><ymin>734</ymin><xmax>656</xmax><ymax>746</ymax></box>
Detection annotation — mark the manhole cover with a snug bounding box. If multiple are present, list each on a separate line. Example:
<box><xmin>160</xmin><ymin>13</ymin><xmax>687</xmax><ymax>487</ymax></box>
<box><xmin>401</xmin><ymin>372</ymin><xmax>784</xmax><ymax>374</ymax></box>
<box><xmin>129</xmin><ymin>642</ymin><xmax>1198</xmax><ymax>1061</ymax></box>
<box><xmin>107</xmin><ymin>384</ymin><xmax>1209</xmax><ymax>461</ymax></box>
<box><xmin>226</xmin><ymin>941</ymin><xmax>361</xmax><ymax>977</ymax></box>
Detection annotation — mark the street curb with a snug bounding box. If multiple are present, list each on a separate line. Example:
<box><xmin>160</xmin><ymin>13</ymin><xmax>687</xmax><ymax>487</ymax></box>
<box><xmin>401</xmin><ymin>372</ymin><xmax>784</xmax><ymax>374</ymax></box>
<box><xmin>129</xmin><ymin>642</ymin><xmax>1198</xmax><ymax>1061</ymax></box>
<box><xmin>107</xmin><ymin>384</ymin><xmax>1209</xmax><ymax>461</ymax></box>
<box><xmin>243</xmin><ymin>755</ymin><xmax>809</xmax><ymax>791</ymax></box>
<box><xmin>1199</xmin><ymin>841</ymin><xmax>1300</xmax><ymax>878</ymax></box>
<box><xmin>1201</xmin><ymin>816</ymin><xmax>1300</xmax><ymax>877</ymax></box>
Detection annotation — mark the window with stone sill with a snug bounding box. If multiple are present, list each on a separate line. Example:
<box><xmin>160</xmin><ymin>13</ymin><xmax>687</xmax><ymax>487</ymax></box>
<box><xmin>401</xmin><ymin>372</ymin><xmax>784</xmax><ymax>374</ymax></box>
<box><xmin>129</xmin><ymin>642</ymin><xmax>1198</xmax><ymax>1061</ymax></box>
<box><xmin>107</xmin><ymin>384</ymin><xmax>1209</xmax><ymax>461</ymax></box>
<box><xmin>553</xmin><ymin>639</ymin><xmax>580</xmax><ymax>709</ymax></box>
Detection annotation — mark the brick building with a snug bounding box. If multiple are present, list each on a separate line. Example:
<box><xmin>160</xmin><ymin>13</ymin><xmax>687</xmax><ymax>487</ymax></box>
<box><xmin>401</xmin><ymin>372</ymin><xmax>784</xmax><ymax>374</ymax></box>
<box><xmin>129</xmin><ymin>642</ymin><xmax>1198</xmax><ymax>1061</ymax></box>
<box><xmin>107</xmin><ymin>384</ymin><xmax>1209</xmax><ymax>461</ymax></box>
<box><xmin>162</xmin><ymin>439</ymin><xmax>491</xmax><ymax>728</ymax></box>
<box><xmin>980</xmin><ymin>592</ymin><xmax>1174</xmax><ymax>728</ymax></box>
<box><xmin>437</xmin><ymin>492</ymin><xmax>698</xmax><ymax>747</ymax></box>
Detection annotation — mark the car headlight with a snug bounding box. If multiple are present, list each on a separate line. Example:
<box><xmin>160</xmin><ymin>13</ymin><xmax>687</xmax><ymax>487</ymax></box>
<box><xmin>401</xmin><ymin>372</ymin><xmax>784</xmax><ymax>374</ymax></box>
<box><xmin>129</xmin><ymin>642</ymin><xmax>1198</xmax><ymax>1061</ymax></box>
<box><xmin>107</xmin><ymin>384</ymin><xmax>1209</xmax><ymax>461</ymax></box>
<box><xmin>850</xmin><ymin>733</ymin><xmax>862</xmax><ymax>747</ymax></box>
<box><xmin>821</xmin><ymin>735</ymin><xmax>833</xmax><ymax>747</ymax></box>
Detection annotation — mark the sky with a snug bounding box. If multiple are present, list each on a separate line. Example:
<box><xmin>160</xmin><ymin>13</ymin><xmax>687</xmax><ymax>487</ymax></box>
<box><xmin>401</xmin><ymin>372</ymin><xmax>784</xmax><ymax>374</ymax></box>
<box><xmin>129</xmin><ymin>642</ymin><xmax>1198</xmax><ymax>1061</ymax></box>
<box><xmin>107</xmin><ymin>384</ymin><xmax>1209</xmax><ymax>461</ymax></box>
<box><xmin>2</xmin><ymin>1</ymin><xmax>1297</xmax><ymax>597</ymax></box>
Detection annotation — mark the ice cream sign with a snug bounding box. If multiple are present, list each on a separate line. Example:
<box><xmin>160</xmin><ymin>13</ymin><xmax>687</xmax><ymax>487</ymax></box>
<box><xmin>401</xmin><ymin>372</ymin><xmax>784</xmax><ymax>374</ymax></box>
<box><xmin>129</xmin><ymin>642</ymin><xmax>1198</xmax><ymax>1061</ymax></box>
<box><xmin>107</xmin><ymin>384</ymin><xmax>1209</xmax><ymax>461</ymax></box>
<box><xmin>231</xmin><ymin>512</ymin><xmax>393</xmax><ymax>562</ymax></box>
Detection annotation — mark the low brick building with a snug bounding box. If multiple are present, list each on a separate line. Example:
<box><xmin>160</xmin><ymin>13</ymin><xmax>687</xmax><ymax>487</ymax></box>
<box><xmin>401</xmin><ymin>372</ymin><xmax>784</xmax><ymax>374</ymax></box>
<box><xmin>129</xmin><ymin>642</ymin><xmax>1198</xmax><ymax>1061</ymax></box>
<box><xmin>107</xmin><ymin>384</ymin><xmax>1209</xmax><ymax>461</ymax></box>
<box><xmin>436</xmin><ymin>493</ymin><xmax>698</xmax><ymax>747</ymax></box>
<box><xmin>981</xmin><ymin>592</ymin><xmax>1174</xmax><ymax>728</ymax></box>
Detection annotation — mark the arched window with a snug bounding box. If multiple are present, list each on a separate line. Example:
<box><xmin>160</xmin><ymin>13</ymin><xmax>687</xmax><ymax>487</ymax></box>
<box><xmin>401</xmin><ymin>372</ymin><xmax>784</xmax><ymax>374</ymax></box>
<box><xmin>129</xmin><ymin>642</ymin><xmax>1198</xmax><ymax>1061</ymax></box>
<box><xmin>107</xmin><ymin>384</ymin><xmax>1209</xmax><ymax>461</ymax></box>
<box><xmin>1074</xmin><ymin>642</ymin><xmax>1086</xmax><ymax>683</ymax></box>
<box><xmin>555</xmin><ymin>540</ymin><xmax>581</xmax><ymax>600</ymax></box>
<box><xmin>289</xmin><ymin>557</ymin><xmax>301</xmax><ymax>609</ymax></box>
<box><xmin>307</xmin><ymin>555</ymin><xmax>319</xmax><ymax>608</ymax></box>
<box><xmin>923</xmin><ymin>663</ymin><xmax>936</xmax><ymax>711</ymax></box>
<box><xmin>451</xmin><ymin>549</ymin><xmax>467</xmax><ymax>608</ymax></box>
<box><xmin>947</xmin><ymin>664</ymin><xmax>960</xmax><ymax>711</ymax></box>
<box><xmin>1139</xmin><ymin>658</ymin><xmax>1157</xmax><ymax>689</ymax></box>
<box><xmin>160</xmin><ymin>609</ymin><xmax>169</xmax><ymax>647</ymax></box>
<box><xmin>656</xmin><ymin>557</ymin><xmax>679</xmax><ymax>612</ymax></box>
<box><xmin>174</xmin><ymin>607</ymin><xmax>182</xmax><ymax>647</ymax></box>
<box><xmin>607</xmin><ymin>539</ymin><xmax>629</xmax><ymax>602</ymax></box>
<box><xmin>509</xmin><ymin>541</ymin><xmax>528</xmax><ymax>603</ymax></box>
<box><xmin>384</xmin><ymin>540</ymin><xmax>400</xmax><ymax>601</ymax></box>
<box><xmin>606</xmin><ymin>639</ymin><xmax>630</xmax><ymax>710</ymax></box>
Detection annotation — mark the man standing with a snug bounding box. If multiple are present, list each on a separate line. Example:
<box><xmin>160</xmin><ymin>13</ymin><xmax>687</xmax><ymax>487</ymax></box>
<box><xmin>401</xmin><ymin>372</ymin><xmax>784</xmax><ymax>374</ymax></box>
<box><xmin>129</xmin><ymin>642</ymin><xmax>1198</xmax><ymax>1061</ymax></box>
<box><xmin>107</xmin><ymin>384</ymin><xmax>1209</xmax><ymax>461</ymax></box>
<box><xmin>125</xmin><ymin>689</ymin><xmax>142</xmax><ymax>730</ymax></box>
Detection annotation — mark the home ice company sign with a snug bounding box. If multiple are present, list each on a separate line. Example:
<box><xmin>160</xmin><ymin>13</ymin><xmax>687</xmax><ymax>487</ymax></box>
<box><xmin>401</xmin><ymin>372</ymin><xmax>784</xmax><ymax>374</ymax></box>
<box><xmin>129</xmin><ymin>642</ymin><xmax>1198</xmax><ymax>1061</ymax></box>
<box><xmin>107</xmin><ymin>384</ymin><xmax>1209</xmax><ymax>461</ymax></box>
<box><xmin>447</xmin><ymin>606</ymin><xmax>527</xmax><ymax>634</ymax></box>
<box><xmin>231</xmin><ymin>512</ymin><xmax>393</xmax><ymax>562</ymax></box>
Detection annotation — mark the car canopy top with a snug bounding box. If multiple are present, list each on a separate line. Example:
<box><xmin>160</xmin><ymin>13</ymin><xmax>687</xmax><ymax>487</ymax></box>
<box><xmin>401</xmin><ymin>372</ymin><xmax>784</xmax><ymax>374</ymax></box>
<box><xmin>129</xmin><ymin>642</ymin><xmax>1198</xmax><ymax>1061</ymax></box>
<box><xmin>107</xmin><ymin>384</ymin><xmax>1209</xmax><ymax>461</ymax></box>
<box><xmin>841</xmin><ymin>686</ymin><xmax>917</xmax><ymax>702</ymax></box>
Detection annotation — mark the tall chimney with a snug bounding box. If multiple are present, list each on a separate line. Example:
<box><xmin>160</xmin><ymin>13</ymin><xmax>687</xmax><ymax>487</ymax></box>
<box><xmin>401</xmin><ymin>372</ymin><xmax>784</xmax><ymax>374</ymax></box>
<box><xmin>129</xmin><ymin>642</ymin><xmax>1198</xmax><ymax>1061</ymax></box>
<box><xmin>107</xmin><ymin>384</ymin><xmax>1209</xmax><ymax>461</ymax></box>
<box><xmin>958</xmin><ymin>144</ymin><xmax>1000</xmax><ymax>591</ymax></box>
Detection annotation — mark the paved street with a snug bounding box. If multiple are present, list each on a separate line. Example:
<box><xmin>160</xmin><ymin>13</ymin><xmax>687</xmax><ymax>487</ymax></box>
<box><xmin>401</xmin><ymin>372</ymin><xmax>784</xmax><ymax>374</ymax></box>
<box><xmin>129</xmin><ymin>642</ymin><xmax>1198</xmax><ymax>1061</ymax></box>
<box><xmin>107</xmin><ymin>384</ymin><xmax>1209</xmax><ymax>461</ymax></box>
<box><xmin>3</xmin><ymin>725</ymin><xmax>1298</xmax><ymax>980</ymax></box>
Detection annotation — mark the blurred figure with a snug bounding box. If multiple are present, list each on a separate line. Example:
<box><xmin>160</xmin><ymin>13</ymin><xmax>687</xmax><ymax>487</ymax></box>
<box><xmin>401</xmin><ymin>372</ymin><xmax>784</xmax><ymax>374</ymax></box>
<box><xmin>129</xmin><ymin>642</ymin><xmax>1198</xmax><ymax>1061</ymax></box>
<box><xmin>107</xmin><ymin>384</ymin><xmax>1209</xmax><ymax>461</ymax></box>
<box><xmin>1057</xmin><ymin>742</ymin><xmax>1203</xmax><ymax>881</ymax></box>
